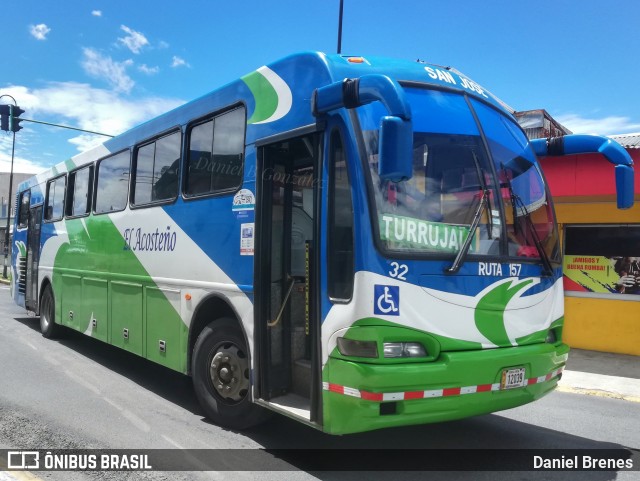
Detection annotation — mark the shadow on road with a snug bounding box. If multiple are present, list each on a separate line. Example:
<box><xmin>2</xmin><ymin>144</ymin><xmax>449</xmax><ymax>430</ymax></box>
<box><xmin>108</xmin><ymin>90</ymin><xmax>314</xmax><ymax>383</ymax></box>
<box><xmin>12</xmin><ymin>315</ymin><xmax>200</xmax><ymax>416</ymax></box>
<box><xmin>11</xmin><ymin>315</ymin><xmax>637</xmax><ymax>479</ymax></box>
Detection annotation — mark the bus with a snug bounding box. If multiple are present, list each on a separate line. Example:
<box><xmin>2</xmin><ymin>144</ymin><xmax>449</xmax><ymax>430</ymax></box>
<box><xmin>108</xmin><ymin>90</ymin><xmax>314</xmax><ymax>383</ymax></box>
<box><xmin>11</xmin><ymin>52</ymin><xmax>635</xmax><ymax>435</ymax></box>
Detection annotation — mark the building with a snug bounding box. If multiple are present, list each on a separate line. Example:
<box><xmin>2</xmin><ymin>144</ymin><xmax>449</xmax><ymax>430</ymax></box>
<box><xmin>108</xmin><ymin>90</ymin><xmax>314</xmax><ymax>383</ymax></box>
<box><xmin>514</xmin><ymin>109</ymin><xmax>572</xmax><ymax>139</ymax></box>
<box><xmin>516</xmin><ymin>110</ymin><xmax>640</xmax><ymax>356</ymax></box>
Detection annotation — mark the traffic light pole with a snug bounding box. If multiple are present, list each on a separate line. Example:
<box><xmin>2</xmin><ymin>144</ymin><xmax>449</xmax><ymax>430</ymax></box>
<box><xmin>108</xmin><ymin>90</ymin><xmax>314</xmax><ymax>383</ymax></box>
<box><xmin>0</xmin><ymin>94</ymin><xmax>18</xmax><ymax>279</ymax></box>
<box><xmin>3</xmin><ymin>129</ymin><xmax>16</xmax><ymax>279</ymax></box>
<box><xmin>0</xmin><ymin>95</ymin><xmax>113</xmax><ymax>279</ymax></box>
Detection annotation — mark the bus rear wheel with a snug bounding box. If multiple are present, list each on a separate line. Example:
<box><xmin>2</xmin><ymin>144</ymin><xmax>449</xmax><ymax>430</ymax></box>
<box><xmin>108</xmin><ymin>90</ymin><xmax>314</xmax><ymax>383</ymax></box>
<box><xmin>192</xmin><ymin>318</ymin><xmax>267</xmax><ymax>430</ymax></box>
<box><xmin>40</xmin><ymin>285</ymin><xmax>62</xmax><ymax>339</ymax></box>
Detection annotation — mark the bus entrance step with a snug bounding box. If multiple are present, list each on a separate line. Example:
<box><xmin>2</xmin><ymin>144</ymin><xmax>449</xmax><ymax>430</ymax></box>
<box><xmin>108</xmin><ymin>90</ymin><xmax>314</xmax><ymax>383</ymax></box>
<box><xmin>292</xmin><ymin>358</ymin><xmax>311</xmax><ymax>398</ymax></box>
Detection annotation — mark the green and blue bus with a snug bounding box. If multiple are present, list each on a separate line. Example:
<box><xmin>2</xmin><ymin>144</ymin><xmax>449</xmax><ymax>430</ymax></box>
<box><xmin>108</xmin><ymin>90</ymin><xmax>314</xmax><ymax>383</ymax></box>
<box><xmin>11</xmin><ymin>52</ymin><xmax>635</xmax><ymax>434</ymax></box>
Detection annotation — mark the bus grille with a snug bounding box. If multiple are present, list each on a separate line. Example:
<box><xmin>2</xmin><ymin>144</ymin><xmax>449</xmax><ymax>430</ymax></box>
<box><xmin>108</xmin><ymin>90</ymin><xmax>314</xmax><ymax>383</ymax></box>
<box><xmin>18</xmin><ymin>257</ymin><xmax>27</xmax><ymax>294</ymax></box>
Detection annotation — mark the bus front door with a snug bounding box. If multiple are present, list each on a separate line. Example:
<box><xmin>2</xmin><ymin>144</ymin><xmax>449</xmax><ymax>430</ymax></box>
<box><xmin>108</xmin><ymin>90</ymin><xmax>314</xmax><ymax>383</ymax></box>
<box><xmin>25</xmin><ymin>205</ymin><xmax>42</xmax><ymax>312</ymax></box>
<box><xmin>257</xmin><ymin>134</ymin><xmax>321</xmax><ymax>421</ymax></box>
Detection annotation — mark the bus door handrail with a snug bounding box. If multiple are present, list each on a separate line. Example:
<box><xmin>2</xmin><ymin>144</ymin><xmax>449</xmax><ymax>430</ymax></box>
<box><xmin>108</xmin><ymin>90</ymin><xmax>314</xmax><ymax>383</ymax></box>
<box><xmin>267</xmin><ymin>274</ymin><xmax>297</xmax><ymax>328</ymax></box>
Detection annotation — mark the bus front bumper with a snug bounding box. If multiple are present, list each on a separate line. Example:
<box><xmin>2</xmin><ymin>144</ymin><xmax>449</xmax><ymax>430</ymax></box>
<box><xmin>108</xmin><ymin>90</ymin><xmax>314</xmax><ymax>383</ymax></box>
<box><xmin>321</xmin><ymin>342</ymin><xmax>569</xmax><ymax>434</ymax></box>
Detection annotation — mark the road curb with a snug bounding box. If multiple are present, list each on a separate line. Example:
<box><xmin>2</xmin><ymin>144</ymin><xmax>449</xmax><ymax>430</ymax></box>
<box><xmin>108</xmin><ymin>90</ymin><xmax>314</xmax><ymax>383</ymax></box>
<box><xmin>557</xmin><ymin>384</ymin><xmax>640</xmax><ymax>403</ymax></box>
<box><xmin>559</xmin><ymin>370</ymin><xmax>640</xmax><ymax>403</ymax></box>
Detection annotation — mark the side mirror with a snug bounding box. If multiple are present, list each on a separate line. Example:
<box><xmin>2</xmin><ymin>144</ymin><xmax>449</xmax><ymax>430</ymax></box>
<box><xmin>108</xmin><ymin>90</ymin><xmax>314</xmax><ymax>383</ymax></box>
<box><xmin>378</xmin><ymin>116</ymin><xmax>413</xmax><ymax>182</ymax></box>
<box><xmin>616</xmin><ymin>164</ymin><xmax>634</xmax><ymax>209</ymax></box>
<box><xmin>313</xmin><ymin>75</ymin><xmax>414</xmax><ymax>183</ymax></box>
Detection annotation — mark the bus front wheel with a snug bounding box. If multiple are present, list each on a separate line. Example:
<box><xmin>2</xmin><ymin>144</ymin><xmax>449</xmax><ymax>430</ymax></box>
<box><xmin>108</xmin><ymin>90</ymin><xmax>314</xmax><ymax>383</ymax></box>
<box><xmin>192</xmin><ymin>318</ymin><xmax>267</xmax><ymax>430</ymax></box>
<box><xmin>40</xmin><ymin>285</ymin><xmax>62</xmax><ymax>339</ymax></box>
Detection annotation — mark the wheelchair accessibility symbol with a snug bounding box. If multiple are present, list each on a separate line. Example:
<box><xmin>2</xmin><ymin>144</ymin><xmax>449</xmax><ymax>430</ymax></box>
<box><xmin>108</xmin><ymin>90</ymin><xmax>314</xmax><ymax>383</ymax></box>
<box><xmin>374</xmin><ymin>285</ymin><xmax>400</xmax><ymax>316</ymax></box>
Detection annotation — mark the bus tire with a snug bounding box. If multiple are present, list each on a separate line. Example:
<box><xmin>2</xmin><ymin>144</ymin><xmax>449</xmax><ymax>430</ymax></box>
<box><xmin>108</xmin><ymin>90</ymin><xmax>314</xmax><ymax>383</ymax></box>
<box><xmin>192</xmin><ymin>318</ymin><xmax>268</xmax><ymax>430</ymax></box>
<box><xmin>40</xmin><ymin>285</ymin><xmax>62</xmax><ymax>339</ymax></box>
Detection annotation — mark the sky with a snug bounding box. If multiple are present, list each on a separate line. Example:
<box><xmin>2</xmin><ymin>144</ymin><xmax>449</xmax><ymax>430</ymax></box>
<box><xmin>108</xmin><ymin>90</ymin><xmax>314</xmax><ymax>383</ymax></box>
<box><xmin>2</xmin><ymin>0</ymin><xmax>640</xmax><ymax>174</ymax></box>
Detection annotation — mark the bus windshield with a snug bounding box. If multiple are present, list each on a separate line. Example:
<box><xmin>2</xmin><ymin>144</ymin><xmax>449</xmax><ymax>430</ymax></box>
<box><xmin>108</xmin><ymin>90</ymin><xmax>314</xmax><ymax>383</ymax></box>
<box><xmin>358</xmin><ymin>87</ymin><xmax>559</xmax><ymax>262</ymax></box>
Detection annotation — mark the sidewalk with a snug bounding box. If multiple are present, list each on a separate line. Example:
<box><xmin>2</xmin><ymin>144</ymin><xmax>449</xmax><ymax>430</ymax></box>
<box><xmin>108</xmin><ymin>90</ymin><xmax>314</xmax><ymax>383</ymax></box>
<box><xmin>559</xmin><ymin>348</ymin><xmax>640</xmax><ymax>402</ymax></box>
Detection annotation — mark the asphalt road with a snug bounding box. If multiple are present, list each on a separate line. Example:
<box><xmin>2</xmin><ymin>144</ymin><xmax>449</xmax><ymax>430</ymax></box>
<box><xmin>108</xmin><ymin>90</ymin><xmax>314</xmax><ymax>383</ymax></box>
<box><xmin>0</xmin><ymin>285</ymin><xmax>638</xmax><ymax>481</ymax></box>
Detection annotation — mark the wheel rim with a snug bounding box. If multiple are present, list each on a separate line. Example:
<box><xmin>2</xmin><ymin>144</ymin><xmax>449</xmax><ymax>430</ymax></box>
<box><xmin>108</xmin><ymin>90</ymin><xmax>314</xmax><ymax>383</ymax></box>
<box><xmin>40</xmin><ymin>293</ymin><xmax>52</xmax><ymax>331</ymax></box>
<box><xmin>209</xmin><ymin>342</ymin><xmax>249</xmax><ymax>402</ymax></box>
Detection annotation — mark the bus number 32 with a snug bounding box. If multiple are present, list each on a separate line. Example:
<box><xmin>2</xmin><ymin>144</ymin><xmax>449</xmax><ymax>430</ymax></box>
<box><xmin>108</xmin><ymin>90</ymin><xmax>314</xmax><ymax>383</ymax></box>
<box><xmin>389</xmin><ymin>262</ymin><xmax>408</xmax><ymax>280</ymax></box>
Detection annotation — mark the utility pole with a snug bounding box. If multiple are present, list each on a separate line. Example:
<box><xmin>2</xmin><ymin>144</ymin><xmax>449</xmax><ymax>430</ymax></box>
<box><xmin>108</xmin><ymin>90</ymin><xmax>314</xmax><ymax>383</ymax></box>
<box><xmin>337</xmin><ymin>0</ymin><xmax>344</xmax><ymax>54</ymax></box>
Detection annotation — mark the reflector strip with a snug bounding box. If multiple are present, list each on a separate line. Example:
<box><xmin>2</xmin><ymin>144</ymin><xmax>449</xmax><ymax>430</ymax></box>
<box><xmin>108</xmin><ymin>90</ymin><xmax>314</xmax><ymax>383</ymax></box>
<box><xmin>323</xmin><ymin>367</ymin><xmax>563</xmax><ymax>401</ymax></box>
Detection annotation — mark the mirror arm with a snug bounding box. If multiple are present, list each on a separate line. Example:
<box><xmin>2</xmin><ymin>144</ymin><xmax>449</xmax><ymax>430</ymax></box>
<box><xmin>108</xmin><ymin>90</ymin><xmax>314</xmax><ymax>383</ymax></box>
<box><xmin>531</xmin><ymin>134</ymin><xmax>632</xmax><ymax>167</ymax></box>
<box><xmin>312</xmin><ymin>74</ymin><xmax>411</xmax><ymax>120</ymax></box>
<box><xmin>531</xmin><ymin>134</ymin><xmax>635</xmax><ymax>209</ymax></box>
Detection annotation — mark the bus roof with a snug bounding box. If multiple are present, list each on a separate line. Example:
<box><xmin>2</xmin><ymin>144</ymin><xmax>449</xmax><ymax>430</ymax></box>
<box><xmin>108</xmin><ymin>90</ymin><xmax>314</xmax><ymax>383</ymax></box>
<box><xmin>19</xmin><ymin>51</ymin><xmax>514</xmax><ymax>192</ymax></box>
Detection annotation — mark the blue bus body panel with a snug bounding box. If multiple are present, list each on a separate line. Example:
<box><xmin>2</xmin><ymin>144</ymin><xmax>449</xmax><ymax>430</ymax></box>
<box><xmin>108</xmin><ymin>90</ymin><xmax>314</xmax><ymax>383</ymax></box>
<box><xmin>12</xmin><ymin>51</ymin><xmax>526</xmax><ymax>315</ymax></box>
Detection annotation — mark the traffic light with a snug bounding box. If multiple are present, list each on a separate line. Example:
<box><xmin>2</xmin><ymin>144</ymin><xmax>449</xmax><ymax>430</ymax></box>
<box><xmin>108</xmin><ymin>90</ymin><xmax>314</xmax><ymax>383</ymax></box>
<box><xmin>9</xmin><ymin>105</ymin><xmax>25</xmax><ymax>132</ymax></box>
<box><xmin>0</xmin><ymin>105</ymin><xmax>9</xmax><ymax>131</ymax></box>
<box><xmin>0</xmin><ymin>104</ymin><xmax>25</xmax><ymax>132</ymax></box>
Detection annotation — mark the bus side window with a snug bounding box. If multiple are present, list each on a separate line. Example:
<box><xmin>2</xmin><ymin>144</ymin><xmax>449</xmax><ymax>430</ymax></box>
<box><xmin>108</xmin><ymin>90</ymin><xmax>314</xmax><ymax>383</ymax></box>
<box><xmin>328</xmin><ymin>129</ymin><xmax>354</xmax><ymax>301</ymax></box>
<box><xmin>95</xmin><ymin>151</ymin><xmax>130</xmax><ymax>214</ymax></box>
<box><xmin>44</xmin><ymin>175</ymin><xmax>66</xmax><ymax>222</ymax></box>
<box><xmin>132</xmin><ymin>130</ymin><xmax>181</xmax><ymax>206</ymax></box>
<box><xmin>66</xmin><ymin>165</ymin><xmax>93</xmax><ymax>217</ymax></box>
<box><xmin>185</xmin><ymin>106</ymin><xmax>245</xmax><ymax>197</ymax></box>
<box><xmin>18</xmin><ymin>190</ymin><xmax>30</xmax><ymax>228</ymax></box>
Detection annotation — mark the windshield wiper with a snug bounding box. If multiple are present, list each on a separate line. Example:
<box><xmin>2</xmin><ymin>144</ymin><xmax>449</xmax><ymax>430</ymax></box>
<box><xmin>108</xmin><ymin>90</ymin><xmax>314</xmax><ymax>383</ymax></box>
<box><xmin>500</xmin><ymin>165</ymin><xmax>553</xmax><ymax>276</ymax></box>
<box><xmin>471</xmin><ymin>151</ymin><xmax>493</xmax><ymax>239</ymax></box>
<box><xmin>512</xmin><ymin>195</ymin><xmax>554</xmax><ymax>276</ymax></box>
<box><xmin>444</xmin><ymin>150</ymin><xmax>494</xmax><ymax>274</ymax></box>
<box><xmin>445</xmin><ymin>189</ymin><xmax>489</xmax><ymax>274</ymax></box>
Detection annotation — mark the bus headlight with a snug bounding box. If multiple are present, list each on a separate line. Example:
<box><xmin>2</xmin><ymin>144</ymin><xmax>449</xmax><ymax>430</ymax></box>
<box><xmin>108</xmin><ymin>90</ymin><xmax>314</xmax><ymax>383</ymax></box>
<box><xmin>383</xmin><ymin>342</ymin><xmax>427</xmax><ymax>358</ymax></box>
<box><xmin>545</xmin><ymin>329</ymin><xmax>557</xmax><ymax>344</ymax></box>
<box><xmin>337</xmin><ymin>338</ymin><xmax>378</xmax><ymax>358</ymax></box>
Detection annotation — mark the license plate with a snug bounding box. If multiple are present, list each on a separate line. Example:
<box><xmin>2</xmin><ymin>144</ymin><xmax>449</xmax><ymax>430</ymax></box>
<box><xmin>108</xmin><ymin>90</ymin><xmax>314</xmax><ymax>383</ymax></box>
<box><xmin>501</xmin><ymin>367</ymin><xmax>526</xmax><ymax>390</ymax></box>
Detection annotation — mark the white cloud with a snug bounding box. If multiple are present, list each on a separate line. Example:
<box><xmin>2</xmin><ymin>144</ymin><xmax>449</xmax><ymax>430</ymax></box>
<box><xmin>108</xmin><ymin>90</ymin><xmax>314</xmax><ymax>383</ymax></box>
<box><xmin>81</xmin><ymin>48</ymin><xmax>134</xmax><ymax>93</ymax></box>
<box><xmin>171</xmin><ymin>56</ymin><xmax>190</xmax><ymax>68</ymax></box>
<box><xmin>118</xmin><ymin>25</ymin><xmax>149</xmax><ymax>54</ymax></box>
<box><xmin>92</xmin><ymin>10</ymin><xmax>102</xmax><ymax>17</ymax></box>
<box><xmin>66</xmin><ymin>133</ymin><xmax>107</xmax><ymax>153</ymax></box>
<box><xmin>0</xmin><ymin>134</ymin><xmax>45</xmax><ymax>174</ymax></box>
<box><xmin>0</xmin><ymin>82</ymin><xmax>184</xmax><ymax>172</ymax></box>
<box><xmin>555</xmin><ymin>114</ymin><xmax>640</xmax><ymax>136</ymax></box>
<box><xmin>29</xmin><ymin>24</ymin><xmax>51</xmax><ymax>41</ymax></box>
<box><xmin>138</xmin><ymin>64</ymin><xmax>160</xmax><ymax>75</ymax></box>
<box><xmin>35</xmin><ymin>82</ymin><xmax>182</xmax><ymax>137</ymax></box>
